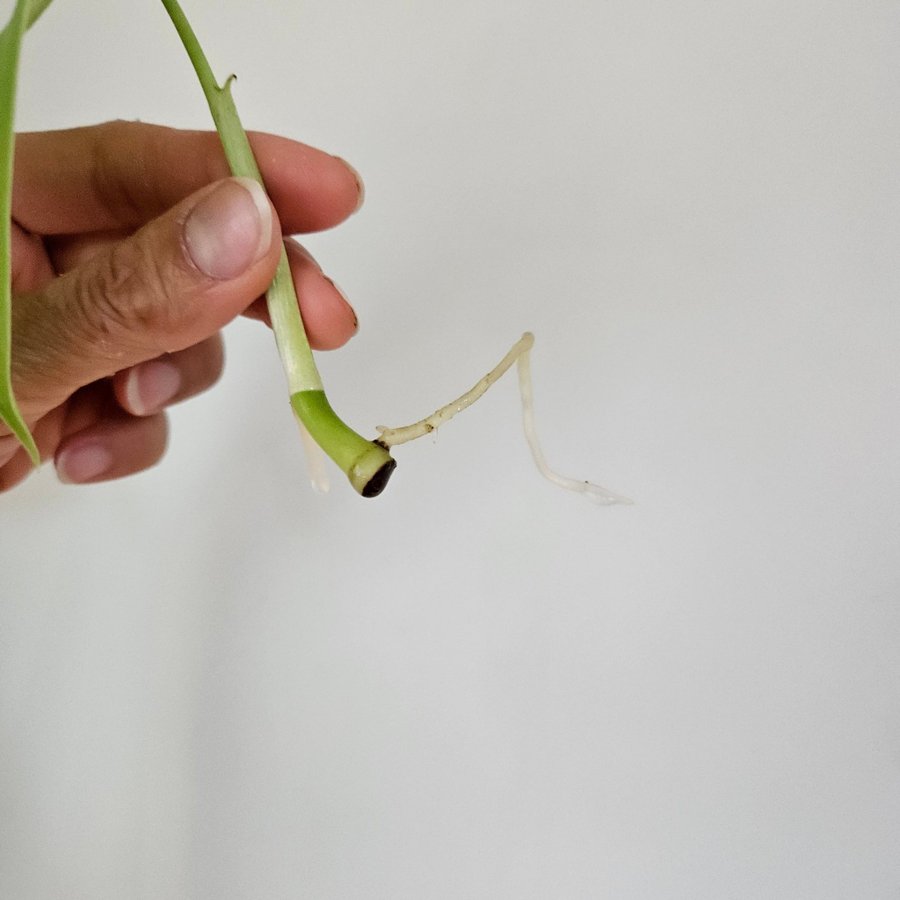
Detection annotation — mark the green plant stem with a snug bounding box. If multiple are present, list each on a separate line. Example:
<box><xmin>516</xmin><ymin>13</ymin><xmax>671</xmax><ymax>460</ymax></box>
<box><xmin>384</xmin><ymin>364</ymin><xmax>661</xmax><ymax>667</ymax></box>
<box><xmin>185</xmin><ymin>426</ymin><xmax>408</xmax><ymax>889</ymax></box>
<box><xmin>0</xmin><ymin>0</ymin><xmax>41</xmax><ymax>464</ymax></box>
<box><xmin>291</xmin><ymin>391</ymin><xmax>396</xmax><ymax>497</ymax></box>
<box><xmin>160</xmin><ymin>0</ymin><xmax>395</xmax><ymax>496</ymax></box>
<box><xmin>25</xmin><ymin>0</ymin><xmax>55</xmax><ymax>28</ymax></box>
<box><xmin>160</xmin><ymin>0</ymin><xmax>319</xmax><ymax>396</ymax></box>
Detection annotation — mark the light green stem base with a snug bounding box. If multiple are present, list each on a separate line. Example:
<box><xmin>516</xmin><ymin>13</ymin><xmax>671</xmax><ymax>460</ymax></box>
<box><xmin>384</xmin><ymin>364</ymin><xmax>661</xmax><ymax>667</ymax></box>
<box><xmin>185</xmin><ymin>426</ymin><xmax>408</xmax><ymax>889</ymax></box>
<box><xmin>291</xmin><ymin>391</ymin><xmax>395</xmax><ymax>497</ymax></box>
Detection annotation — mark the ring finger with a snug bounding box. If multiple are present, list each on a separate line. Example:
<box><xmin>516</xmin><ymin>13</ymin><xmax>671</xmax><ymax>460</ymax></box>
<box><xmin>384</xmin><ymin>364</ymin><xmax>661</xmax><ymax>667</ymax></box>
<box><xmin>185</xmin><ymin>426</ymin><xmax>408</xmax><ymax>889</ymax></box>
<box><xmin>112</xmin><ymin>334</ymin><xmax>225</xmax><ymax>417</ymax></box>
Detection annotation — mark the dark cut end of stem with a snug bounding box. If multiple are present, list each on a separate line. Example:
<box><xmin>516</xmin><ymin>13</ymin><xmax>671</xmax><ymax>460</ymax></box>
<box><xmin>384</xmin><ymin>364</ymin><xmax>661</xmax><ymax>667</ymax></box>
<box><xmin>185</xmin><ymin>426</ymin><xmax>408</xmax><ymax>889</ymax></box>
<box><xmin>291</xmin><ymin>390</ymin><xmax>397</xmax><ymax>497</ymax></box>
<box><xmin>361</xmin><ymin>456</ymin><xmax>397</xmax><ymax>497</ymax></box>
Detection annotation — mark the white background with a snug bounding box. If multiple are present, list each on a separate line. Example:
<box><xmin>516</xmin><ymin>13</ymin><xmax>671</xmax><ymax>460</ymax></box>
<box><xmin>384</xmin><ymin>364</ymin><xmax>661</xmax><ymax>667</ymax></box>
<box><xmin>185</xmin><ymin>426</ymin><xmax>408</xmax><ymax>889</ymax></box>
<box><xmin>1</xmin><ymin>1</ymin><xmax>899</xmax><ymax>898</ymax></box>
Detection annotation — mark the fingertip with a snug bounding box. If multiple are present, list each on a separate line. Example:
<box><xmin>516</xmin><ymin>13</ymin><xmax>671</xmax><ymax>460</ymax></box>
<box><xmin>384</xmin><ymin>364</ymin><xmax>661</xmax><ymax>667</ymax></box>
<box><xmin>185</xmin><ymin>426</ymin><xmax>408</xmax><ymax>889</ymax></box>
<box><xmin>119</xmin><ymin>359</ymin><xmax>182</xmax><ymax>416</ymax></box>
<box><xmin>284</xmin><ymin>241</ymin><xmax>359</xmax><ymax>349</ymax></box>
<box><xmin>55</xmin><ymin>412</ymin><xmax>169</xmax><ymax>485</ymax></box>
<box><xmin>332</xmin><ymin>155</ymin><xmax>366</xmax><ymax>214</ymax></box>
<box><xmin>114</xmin><ymin>337</ymin><xmax>225</xmax><ymax>417</ymax></box>
<box><xmin>322</xmin><ymin>276</ymin><xmax>360</xmax><ymax>340</ymax></box>
<box><xmin>246</xmin><ymin>133</ymin><xmax>364</xmax><ymax>231</ymax></box>
<box><xmin>56</xmin><ymin>441</ymin><xmax>114</xmax><ymax>484</ymax></box>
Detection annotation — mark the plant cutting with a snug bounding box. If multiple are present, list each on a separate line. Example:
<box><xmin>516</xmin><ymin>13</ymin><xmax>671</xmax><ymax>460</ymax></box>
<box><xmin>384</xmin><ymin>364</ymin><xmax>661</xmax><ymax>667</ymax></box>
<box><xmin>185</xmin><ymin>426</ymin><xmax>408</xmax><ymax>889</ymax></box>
<box><xmin>1</xmin><ymin>0</ymin><xmax>629</xmax><ymax>503</ymax></box>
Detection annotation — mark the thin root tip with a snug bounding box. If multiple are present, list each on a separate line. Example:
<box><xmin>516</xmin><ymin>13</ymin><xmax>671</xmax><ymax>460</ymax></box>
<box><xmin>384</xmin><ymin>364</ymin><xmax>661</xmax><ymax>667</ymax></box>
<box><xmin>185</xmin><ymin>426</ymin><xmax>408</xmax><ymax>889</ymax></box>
<box><xmin>585</xmin><ymin>489</ymin><xmax>634</xmax><ymax>506</ymax></box>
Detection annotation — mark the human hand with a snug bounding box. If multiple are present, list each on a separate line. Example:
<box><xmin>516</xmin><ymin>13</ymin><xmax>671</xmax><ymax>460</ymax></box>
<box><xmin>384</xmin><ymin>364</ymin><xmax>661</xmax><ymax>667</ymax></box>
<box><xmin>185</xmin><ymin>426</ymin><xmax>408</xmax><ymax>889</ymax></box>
<box><xmin>1</xmin><ymin>121</ymin><xmax>362</xmax><ymax>492</ymax></box>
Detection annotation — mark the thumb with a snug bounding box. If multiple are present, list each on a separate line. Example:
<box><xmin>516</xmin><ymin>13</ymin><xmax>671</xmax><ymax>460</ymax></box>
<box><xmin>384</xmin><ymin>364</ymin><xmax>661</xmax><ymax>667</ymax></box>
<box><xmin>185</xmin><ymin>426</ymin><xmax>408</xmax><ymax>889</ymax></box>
<box><xmin>11</xmin><ymin>177</ymin><xmax>278</xmax><ymax>417</ymax></box>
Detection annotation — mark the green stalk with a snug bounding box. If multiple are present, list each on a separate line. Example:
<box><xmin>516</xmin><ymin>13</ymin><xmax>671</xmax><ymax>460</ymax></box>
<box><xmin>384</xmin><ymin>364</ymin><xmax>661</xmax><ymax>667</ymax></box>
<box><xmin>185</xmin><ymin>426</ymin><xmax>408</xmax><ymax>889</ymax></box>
<box><xmin>0</xmin><ymin>0</ymin><xmax>41</xmax><ymax>464</ymax></box>
<box><xmin>24</xmin><ymin>0</ymin><xmax>55</xmax><ymax>29</ymax></box>
<box><xmin>160</xmin><ymin>0</ymin><xmax>395</xmax><ymax>496</ymax></box>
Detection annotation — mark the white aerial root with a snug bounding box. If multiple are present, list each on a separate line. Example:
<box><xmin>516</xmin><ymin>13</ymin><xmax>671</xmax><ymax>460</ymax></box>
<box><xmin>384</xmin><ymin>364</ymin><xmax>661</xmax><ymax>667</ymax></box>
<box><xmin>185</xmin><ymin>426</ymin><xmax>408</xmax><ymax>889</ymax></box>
<box><xmin>376</xmin><ymin>333</ymin><xmax>533</xmax><ymax>447</ymax></box>
<box><xmin>377</xmin><ymin>332</ymin><xmax>632</xmax><ymax>505</ymax></box>
<box><xmin>296</xmin><ymin>415</ymin><xmax>330</xmax><ymax>494</ymax></box>
<box><xmin>516</xmin><ymin>339</ymin><xmax>633</xmax><ymax>505</ymax></box>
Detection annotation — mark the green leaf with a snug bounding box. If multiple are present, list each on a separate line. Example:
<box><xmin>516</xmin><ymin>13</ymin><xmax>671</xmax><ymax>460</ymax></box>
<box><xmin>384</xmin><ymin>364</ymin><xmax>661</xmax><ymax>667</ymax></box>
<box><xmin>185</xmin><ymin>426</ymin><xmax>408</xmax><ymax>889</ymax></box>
<box><xmin>0</xmin><ymin>0</ymin><xmax>39</xmax><ymax>464</ymax></box>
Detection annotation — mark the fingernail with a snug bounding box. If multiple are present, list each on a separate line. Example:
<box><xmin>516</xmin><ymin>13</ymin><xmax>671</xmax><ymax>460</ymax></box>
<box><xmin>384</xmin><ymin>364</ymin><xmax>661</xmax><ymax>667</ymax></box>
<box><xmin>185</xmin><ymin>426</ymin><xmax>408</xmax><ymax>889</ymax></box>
<box><xmin>124</xmin><ymin>359</ymin><xmax>182</xmax><ymax>416</ymax></box>
<box><xmin>324</xmin><ymin>276</ymin><xmax>359</xmax><ymax>332</ymax></box>
<box><xmin>56</xmin><ymin>442</ymin><xmax>113</xmax><ymax>484</ymax></box>
<box><xmin>184</xmin><ymin>177</ymin><xmax>272</xmax><ymax>279</ymax></box>
<box><xmin>334</xmin><ymin>156</ymin><xmax>365</xmax><ymax>213</ymax></box>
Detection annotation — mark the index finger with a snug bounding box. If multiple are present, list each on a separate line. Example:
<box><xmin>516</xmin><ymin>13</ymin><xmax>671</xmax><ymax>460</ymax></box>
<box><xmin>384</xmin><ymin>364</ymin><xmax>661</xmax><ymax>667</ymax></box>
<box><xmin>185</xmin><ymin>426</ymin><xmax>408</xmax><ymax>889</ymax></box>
<box><xmin>12</xmin><ymin>120</ymin><xmax>363</xmax><ymax>236</ymax></box>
